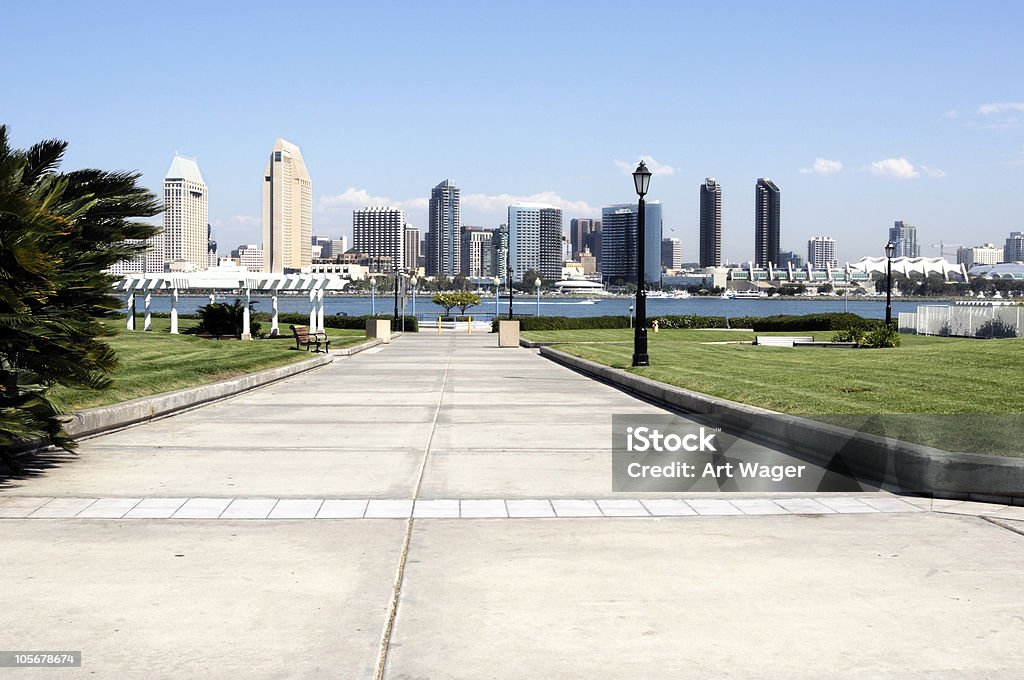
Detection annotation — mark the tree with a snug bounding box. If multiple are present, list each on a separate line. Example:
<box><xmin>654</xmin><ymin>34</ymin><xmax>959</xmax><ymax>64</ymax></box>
<box><xmin>518</xmin><ymin>269</ymin><xmax>542</xmax><ymax>292</ymax></box>
<box><xmin>817</xmin><ymin>283</ymin><xmax>834</xmax><ymax>294</ymax></box>
<box><xmin>0</xmin><ymin>125</ymin><xmax>160</xmax><ymax>470</ymax></box>
<box><xmin>432</xmin><ymin>291</ymin><xmax>480</xmax><ymax>316</ymax></box>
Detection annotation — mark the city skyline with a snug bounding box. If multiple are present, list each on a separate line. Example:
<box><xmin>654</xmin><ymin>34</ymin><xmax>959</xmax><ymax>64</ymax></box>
<box><xmin>4</xmin><ymin>1</ymin><xmax>1023</xmax><ymax>264</ymax></box>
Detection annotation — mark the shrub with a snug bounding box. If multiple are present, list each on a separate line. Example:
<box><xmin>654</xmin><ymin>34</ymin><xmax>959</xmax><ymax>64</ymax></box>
<box><xmin>268</xmin><ymin>313</ymin><xmax>419</xmax><ymax>333</ymax></box>
<box><xmin>729</xmin><ymin>313</ymin><xmax>880</xmax><ymax>332</ymax></box>
<box><xmin>190</xmin><ymin>299</ymin><xmax>260</xmax><ymax>338</ymax></box>
<box><xmin>975</xmin><ymin>318</ymin><xmax>1018</xmax><ymax>339</ymax></box>
<box><xmin>831</xmin><ymin>328</ymin><xmax>865</xmax><ymax>343</ymax></box>
<box><xmin>860</xmin><ymin>325</ymin><xmax>901</xmax><ymax>348</ymax></box>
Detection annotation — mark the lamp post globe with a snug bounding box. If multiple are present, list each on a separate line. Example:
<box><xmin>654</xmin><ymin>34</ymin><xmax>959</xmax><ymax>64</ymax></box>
<box><xmin>493</xmin><ymin>276</ymin><xmax>500</xmax><ymax>317</ymax></box>
<box><xmin>534</xmin><ymin>277</ymin><xmax>542</xmax><ymax>317</ymax></box>
<box><xmin>631</xmin><ymin>160</ymin><xmax>652</xmax><ymax>366</ymax></box>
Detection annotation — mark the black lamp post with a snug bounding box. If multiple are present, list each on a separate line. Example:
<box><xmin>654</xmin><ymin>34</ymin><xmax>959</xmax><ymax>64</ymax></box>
<box><xmin>632</xmin><ymin>160</ymin><xmax>652</xmax><ymax>367</ymax></box>
<box><xmin>885</xmin><ymin>241</ymin><xmax>895</xmax><ymax>327</ymax></box>
<box><xmin>507</xmin><ymin>265</ymin><xmax>514</xmax><ymax>320</ymax></box>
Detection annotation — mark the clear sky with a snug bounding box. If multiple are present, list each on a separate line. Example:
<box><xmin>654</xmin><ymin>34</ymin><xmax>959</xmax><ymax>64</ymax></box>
<box><xmin>4</xmin><ymin>0</ymin><xmax>1022</xmax><ymax>264</ymax></box>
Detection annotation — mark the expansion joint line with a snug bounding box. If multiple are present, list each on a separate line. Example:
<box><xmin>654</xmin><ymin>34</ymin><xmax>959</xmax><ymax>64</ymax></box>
<box><xmin>982</xmin><ymin>515</ymin><xmax>1024</xmax><ymax>538</ymax></box>
<box><xmin>373</xmin><ymin>334</ymin><xmax>455</xmax><ymax>680</ymax></box>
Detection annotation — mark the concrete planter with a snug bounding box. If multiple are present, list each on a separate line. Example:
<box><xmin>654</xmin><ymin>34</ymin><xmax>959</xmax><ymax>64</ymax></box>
<box><xmin>366</xmin><ymin>319</ymin><xmax>391</xmax><ymax>343</ymax></box>
<box><xmin>498</xmin><ymin>320</ymin><xmax>520</xmax><ymax>347</ymax></box>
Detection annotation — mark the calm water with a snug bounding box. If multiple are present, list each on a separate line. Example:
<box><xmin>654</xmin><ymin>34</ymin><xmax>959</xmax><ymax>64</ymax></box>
<box><xmin>132</xmin><ymin>293</ymin><xmax>922</xmax><ymax>320</ymax></box>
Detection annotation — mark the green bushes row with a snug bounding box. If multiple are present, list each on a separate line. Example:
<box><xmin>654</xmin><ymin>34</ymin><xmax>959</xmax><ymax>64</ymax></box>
<box><xmin>264</xmin><ymin>312</ymin><xmax>419</xmax><ymax>332</ymax></box>
<box><xmin>491</xmin><ymin>312</ymin><xmax>879</xmax><ymax>333</ymax></box>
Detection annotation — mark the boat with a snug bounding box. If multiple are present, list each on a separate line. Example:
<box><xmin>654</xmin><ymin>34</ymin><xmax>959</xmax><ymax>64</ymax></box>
<box><xmin>730</xmin><ymin>290</ymin><xmax>766</xmax><ymax>300</ymax></box>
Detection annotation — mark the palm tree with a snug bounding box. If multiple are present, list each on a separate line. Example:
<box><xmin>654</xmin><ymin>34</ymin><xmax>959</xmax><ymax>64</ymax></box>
<box><xmin>0</xmin><ymin>125</ymin><xmax>160</xmax><ymax>470</ymax></box>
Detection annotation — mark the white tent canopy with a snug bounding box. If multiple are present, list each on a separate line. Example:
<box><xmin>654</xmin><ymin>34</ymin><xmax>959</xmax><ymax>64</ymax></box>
<box><xmin>116</xmin><ymin>272</ymin><xmax>350</xmax><ymax>337</ymax></box>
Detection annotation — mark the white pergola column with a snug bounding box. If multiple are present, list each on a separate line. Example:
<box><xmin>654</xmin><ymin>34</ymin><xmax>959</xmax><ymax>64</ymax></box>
<box><xmin>242</xmin><ymin>288</ymin><xmax>251</xmax><ymax>339</ymax></box>
<box><xmin>144</xmin><ymin>292</ymin><xmax>152</xmax><ymax>331</ymax></box>
<box><xmin>170</xmin><ymin>288</ymin><xmax>179</xmax><ymax>334</ymax></box>
<box><xmin>309</xmin><ymin>289</ymin><xmax>318</xmax><ymax>332</ymax></box>
<box><xmin>317</xmin><ymin>288</ymin><xmax>325</xmax><ymax>332</ymax></box>
<box><xmin>271</xmin><ymin>291</ymin><xmax>279</xmax><ymax>337</ymax></box>
<box><xmin>126</xmin><ymin>291</ymin><xmax>136</xmax><ymax>330</ymax></box>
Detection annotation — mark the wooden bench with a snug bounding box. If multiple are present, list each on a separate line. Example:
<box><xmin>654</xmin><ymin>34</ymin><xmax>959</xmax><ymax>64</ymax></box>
<box><xmin>289</xmin><ymin>324</ymin><xmax>330</xmax><ymax>353</ymax></box>
<box><xmin>755</xmin><ymin>335</ymin><xmax>814</xmax><ymax>347</ymax></box>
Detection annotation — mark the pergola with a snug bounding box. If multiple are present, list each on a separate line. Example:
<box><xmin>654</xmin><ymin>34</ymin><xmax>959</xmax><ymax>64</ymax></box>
<box><xmin>115</xmin><ymin>272</ymin><xmax>350</xmax><ymax>338</ymax></box>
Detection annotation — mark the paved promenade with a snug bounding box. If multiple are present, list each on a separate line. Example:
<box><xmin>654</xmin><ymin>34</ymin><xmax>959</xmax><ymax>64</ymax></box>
<box><xmin>2</xmin><ymin>332</ymin><xmax>1023</xmax><ymax>678</ymax></box>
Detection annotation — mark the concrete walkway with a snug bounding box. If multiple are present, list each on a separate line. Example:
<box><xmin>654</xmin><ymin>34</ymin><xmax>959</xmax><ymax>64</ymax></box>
<box><xmin>2</xmin><ymin>332</ymin><xmax>1023</xmax><ymax>678</ymax></box>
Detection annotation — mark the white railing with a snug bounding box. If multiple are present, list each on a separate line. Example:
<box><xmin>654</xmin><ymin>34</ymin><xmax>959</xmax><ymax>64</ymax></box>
<box><xmin>899</xmin><ymin>304</ymin><xmax>1024</xmax><ymax>338</ymax></box>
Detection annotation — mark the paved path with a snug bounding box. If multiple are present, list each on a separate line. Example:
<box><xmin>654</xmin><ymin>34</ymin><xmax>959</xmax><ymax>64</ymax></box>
<box><xmin>2</xmin><ymin>332</ymin><xmax>1024</xmax><ymax>678</ymax></box>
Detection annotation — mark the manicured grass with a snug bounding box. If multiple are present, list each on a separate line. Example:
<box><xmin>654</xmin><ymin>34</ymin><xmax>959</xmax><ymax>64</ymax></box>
<box><xmin>50</xmin><ymin>318</ymin><xmax>367</xmax><ymax>411</ymax></box>
<box><xmin>527</xmin><ymin>328</ymin><xmax>1024</xmax><ymax>456</ymax></box>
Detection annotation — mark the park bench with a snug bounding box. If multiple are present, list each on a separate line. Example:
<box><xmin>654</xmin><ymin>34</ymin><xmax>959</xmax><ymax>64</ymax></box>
<box><xmin>289</xmin><ymin>324</ymin><xmax>330</xmax><ymax>353</ymax></box>
<box><xmin>755</xmin><ymin>335</ymin><xmax>814</xmax><ymax>347</ymax></box>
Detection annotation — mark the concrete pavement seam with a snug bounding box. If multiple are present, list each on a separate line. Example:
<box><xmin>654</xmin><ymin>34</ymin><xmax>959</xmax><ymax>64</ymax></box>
<box><xmin>373</xmin><ymin>333</ymin><xmax>456</xmax><ymax>680</ymax></box>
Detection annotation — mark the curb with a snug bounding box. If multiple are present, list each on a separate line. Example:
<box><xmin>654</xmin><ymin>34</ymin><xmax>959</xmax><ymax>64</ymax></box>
<box><xmin>61</xmin><ymin>353</ymin><xmax>335</xmax><ymax>439</ymax></box>
<box><xmin>538</xmin><ymin>346</ymin><xmax>1024</xmax><ymax>501</ymax></box>
<box><xmin>333</xmin><ymin>337</ymin><xmax>384</xmax><ymax>356</ymax></box>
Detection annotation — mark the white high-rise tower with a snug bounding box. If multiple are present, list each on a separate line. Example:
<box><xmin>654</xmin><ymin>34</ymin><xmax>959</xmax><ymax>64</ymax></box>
<box><xmin>161</xmin><ymin>155</ymin><xmax>208</xmax><ymax>271</ymax></box>
<box><xmin>263</xmin><ymin>138</ymin><xmax>312</xmax><ymax>272</ymax></box>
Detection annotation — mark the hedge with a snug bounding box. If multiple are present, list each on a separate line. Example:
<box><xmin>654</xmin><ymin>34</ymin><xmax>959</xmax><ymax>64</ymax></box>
<box><xmin>263</xmin><ymin>312</ymin><xmax>419</xmax><ymax>332</ymax></box>
<box><xmin>491</xmin><ymin>312</ymin><xmax>877</xmax><ymax>333</ymax></box>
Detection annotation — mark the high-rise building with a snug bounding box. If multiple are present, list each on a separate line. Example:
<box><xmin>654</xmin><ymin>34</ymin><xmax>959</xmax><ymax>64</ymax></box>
<box><xmin>754</xmin><ymin>178</ymin><xmax>780</xmax><ymax>267</ymax></box>
<box><xmin>353</xmin><ymin>207</ymin><xmax>405</xmax><ymax>271</ymax></box>
<box><xmin>106</xmin><ymin>239</ymin><xmax>147</xmax><ymax>274</ymax></box>
<box><xmin>1004</xmin><ymin>232</ymin><xmax>1024</xmax><ymax>262</ymax></box>
<box><xmin>426</xmin><ymin>179</ymin><xmax>461</xmax><ymax>276</ymax></box>
<box><xmin>461</xmin><ymin>226</ymin><xmax>494</xmax><ymax>277</ymax></box>
<box><xmin>570</xmin><ymin>218</ymin><xmax>600</xmax><ymax>260</ymax></box>
<box><xmin>162</xmin><ymin>155</ymin><xmax>209</xmax><ymax>271</ymax></box>
<box><xmin>807</xmin><ymin>236</ymin><xmax>837</xmax><ymax>269</ymax></box>
<box><xmin>508</xmin><ymin>204</ymin><xmax>563</xmax><ymax>282</ymax></box>
<box><xmin>778</xmin><ymin>250</ymin><xmax>803</xmax><ymax>268</ymax></box>
<box><xmin>699</xmin><ymin>178</ymin><xmax>722</xmax><ymax>267</ymax></box>
<box><xmin>404</xmin><ymin>225</ymin><xmax>421</xmax><ymax>273</ymax></box>
<box><xmin>957</xmin><ymin>244</ymin><xmax>1002</xmax><ymax>267</ymax></box>
<box><xmin>331</xmin><ymin>236</ymin><xmax>349</xmax><ymax>259</ymax></box>
<box><xmin>661</xmin><ymin>237</ymin><xmax>682</xmax><ymax>270</ymax></box>
<box><xmin>600</xmin><ymin>202</ymin><xmax>663</xmax><ymax>284</ymax></box>
<box><xmin>312</xmin><ymin>235</ymin><xmax>333</xmax><ymax>260</ymax></box>
<box><xmin>235</xmin><ymin>244</ymin><xmax>264</xmax><ymax>271</ymax></box>
<box><xmin>492</xmin><ymin>224</ymin><xmax>509</xmax><ymax>278</ymax></box>
<box><xmin>889</xmin><ymin>220</ymin><xmax>920</xmax><ymax>258</ymax></box>
<box><xmin>207</xmin><ymin>224</ymin><xmax>218</xmax><ymax>268</ymax></box>
<box><xmin>262</xmin><ymin>138</ymin><xmax>312</xmax><ymax>272</ymax></box>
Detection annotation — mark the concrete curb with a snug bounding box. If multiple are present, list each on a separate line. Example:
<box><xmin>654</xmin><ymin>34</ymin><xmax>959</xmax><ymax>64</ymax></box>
<box><xmin>539</xmin><ymin>346</ymin><xmax>1024</xmax><ymax>500</ymax></box>
<box><xmin>61</xmin><ymin>353</ymin><xmax>334</xmax><ymax>439</ymax></box>
<box><xmin>333</xmin><ymin>337</ymin><xmax>384</xmax><ymax>356</ymax></box>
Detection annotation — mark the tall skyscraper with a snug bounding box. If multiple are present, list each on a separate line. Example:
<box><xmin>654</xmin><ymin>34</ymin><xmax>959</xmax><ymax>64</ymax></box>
<box><xmin>754</xmin><ymin>178</ymin><xmax>780</xmax><ymax>267</ymax></box>
<box><xmin>404</xmin><ymin>225</ymin><xmax>421</xmax><ymax>272</ymax></box>
<box><xmin>426</xmin><ymin>179</ymin><xmax>461</xmax><ymax>276</ymax></box>
<box><xmin>600</xmin><ymin>202</ymin><xmax>663</xmax><ymax>284</ymax></box>
<box><xmin>661</xmin><ymin>237</ymin><xmax>682</xmax><ymax>270</ymax></box>
<box><xmin>262</xmin><ymin>139</ymin><xmax>312</xmax><ymax>272</ymax></box>
<box><xmin>888</xmin><ymin>220</ymin><xmax>920</xmax><ymax>258</ymax></box>
<box><xmin>807</xmin><ymin>236</ymin><xmax>837</xmax><ymax>269</ymax></box>
<box><xmin>353</xmin><ymin>207</ymin><xmax>405</xmax><ymax>271</ymax></box>
<box><xmin>162</xmin><ymin>155</ymin><xmax>209</xmax><ymax>271</ymax></box>
<box><xmin>1005</xmin><ymin>232</ymin><xmax>1024</xmax><ymax>262</ymax></box>
<box><xmin>492</xmin><ymin>224</ymin><xmax>509</xmax><ymax>278</ymax></box>
<box><xmin>570</xmin><ymin>218</ymin><xmax>600</xmax><ymax>260</ymax></box>
<box><xmin>508</xmin><ymin>204</ymin><xmax>563</xmax><ymax>282</ymax></box>
<box><xmin>461</xmin><ymin>226</ymin><xmax>494</xmax><ymax>277</ymax></box>
<box><xmin>699</xmin><ymin>178</ymin><xmax>722</xmax><ymax>267</ymax></box>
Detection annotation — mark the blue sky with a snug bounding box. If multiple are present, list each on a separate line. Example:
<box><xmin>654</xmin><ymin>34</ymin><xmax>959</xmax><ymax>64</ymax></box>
<box><xmin>4</xmin><ymin>0</ymin><xmax>1022</xmax><ymax>263</ymax></box>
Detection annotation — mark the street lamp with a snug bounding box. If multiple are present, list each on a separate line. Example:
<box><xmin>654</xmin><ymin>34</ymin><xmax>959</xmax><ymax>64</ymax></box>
<box><xmin>629</xmin><ymin>304</ymin><xmax>634</xmax><ymax>328</ymax></box>
<box><xmin>393</xmin><ymin>266</ymin><xmax>400</xmax><ymax>321</ymax></box>
<box><xmin>507</xmin><ymin>265</ymin><xmax>514</xmax><ymax>320</ymax></box>
<box><xmin>632</xmin><ymin>160</ymin><xmax>652</xmax><ymax>366</ymax></box>
<box><xmin>410</xmin><ymin>275</ymin><xmax>418</xmax><ymax>318</ymax></box>
<box><xmin>370</xmin><ymin>277</ymin><xmax>377</xmax><ymax>316</ymax></box>
<box><xmin>535</xmin><ymin>278</ymin><xmax>542</xmax><ymax>317</ymax></box>
<box><xmin>493</xmin><ymin>276</ymin><xmax>500</xmax><ymax>318</ymax></box>
<box><xmin>885</xmin><ymin>240</ymin><xmax>895</xmax><ymax>327</ymax></box>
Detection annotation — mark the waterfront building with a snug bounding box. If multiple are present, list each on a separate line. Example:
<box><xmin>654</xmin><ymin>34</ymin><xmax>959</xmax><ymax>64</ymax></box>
<box><xmin>778</xmin><ymin>250</ymin><xmax>803</xmax><ymax>268</ymax></box>
<box><xmin>262</xmin><ymin>138</ymin><xmax>312</xmax><ymax>272</ymax></box>
<box><xmin>889</xmin><ymin>220</ymin><xmax>920</xmax><ymax>258</ymax></box>
<box><xmin>162</xmin><ymin>155</ymin><xmax>209</xmax><ymax>271</ymax></box>
<box><xmin>570</xmin><ymin>218</ymin><xmax>600</xmax><ymax>260</ymax></box>
<box><xmin>426</xmin><ymin>179</ymin><xmax>461</xmax><ymax>276</ymax></box>
<box><xmin>601</xmin><ymin>202</ymin><xmax>663</xmax><ymax>284</ymax></box>
<box><xmin>234</xmin><ymin>244</ymin><xmax>264</xmax><ymax>271</ymax></box>
<box><xmin>404</xmin><ymin>225</ymin><xmax>421</xmax><ymax>273</ymax></box>
<box><xmin>461</xmin><ymin>226</ymin><xmax>494</xmax><ymax>277</ymax></box>
<box><xmin>754</xmin><ymin>178</ymin><xmax>780</xmax><ymax>267</ymax></box>
<box><xmin>661</xmin><ymin>237</ymin><xmax>682</xmax><ymax>270</ymax></box>
<box><xmin>353</xmin><ymin>206</ymin><xmax>405</xmax><ymax>271</ymax></box>
<box><xmin>491</xmin><ymin>224</ymin><xmax>509</xmax><ymax>278</ymax></box>
<box><xmin>699</xmin><ymin>177</ymin><xmax>722</xmax><ymax>267</ymax></box>
<box><xmin>1004</xmin><ymin>232</ymin><xmax>1024</xmax><ymax>262</ymax></box>
<box><xmin>957</xmin><ymin>243</ymin><xmax>1002</xmax><ymax>267</ymax></box>
<box><xmin>807</xmin><ymin>236</ymin><xmax>837</xmax><ymax>269</ymax></box>
<box><xmin>508</xmin><ymin>204</ymin><xmax>563</xmax><ymax>282</ymax></box>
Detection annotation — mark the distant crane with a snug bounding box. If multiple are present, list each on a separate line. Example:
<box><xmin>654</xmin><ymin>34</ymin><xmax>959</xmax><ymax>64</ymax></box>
<box><xmin>931</xmin><ymin>241</ymin><xmax>964</xmax><ymax>258</ymax></box>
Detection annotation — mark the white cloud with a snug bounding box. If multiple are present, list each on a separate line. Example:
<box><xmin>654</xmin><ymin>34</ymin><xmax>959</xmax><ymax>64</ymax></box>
<box><xmin>614</xmin><ymin>155</ymin><xmax>675</xmax><ymax>176</ymax></box>
<box><xmin>943</xmin><ymin>109</ymin><xmax>959</xmax><ymax>119</ymax></box>
<box><xmin>920</xmin><ymin>165</ymin><xmax>946</xmax><ymax>178</ymax></box>
<box><xmin>318</xmin><ymin>187</ymin><xmax>401</xmax><ymax>211</ymax></box>
<box><xmin>462</xmin><ymin>191</ymin><xmax>596</xmax><ymax>216</ymax></box>
<box><xmin>799</xmin><ymin>157</ymin><xmax>843</xmax><ymax>175</ymax></box>
<box><xmin>869</xmin><ymin>158</ymin><xmax>919</xmax><ymax>179</ymax></box>
<box><xmin>978</xmin><ymin>102</ymin><xmax>1024</xmax><ymax>115</ymax></box>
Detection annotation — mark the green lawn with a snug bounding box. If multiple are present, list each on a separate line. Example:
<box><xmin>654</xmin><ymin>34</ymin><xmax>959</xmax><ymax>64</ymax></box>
<box><xmin>50</xmin><ymin>318</ymin><xmax>367</xmax><ymax>411</ymax></box>
<box><xmin>526</xmin><ymin>328</ymin><xmax>1024</xmax><ymax>456</ymax></box>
